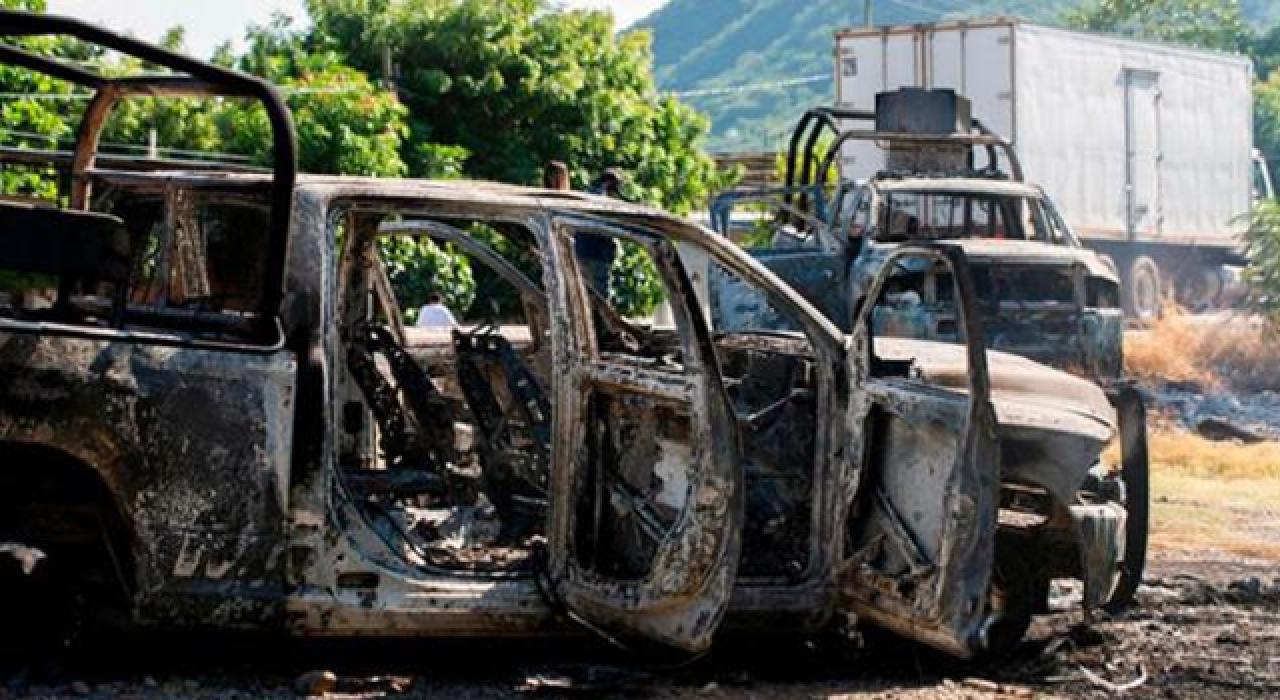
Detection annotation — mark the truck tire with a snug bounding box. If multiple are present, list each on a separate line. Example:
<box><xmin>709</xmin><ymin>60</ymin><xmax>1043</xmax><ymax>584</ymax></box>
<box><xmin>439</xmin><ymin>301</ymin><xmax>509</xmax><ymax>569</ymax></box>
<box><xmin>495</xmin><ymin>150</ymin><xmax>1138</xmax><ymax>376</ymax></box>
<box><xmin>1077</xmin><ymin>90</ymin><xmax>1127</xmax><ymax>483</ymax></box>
<box><xmin>976</xmin><ymin>538</ymin><xmax>1038</xmax><ymax>664</ymax></box>
<box><xmin>1104</xmin><ymin>389</ymin><xmax>1149</xmax><ymax>613</ymax></box>
<box><xmin>1174</xmin><ymin>267</ymin><xmax>1224</xmax><ymax>312</ymax></box>
<box><xmin>0</xmin><ymin>452</ymin><xmax>134</xmax><ymax>674</ymax></box>
<box><xmin>1125</xmin><ymin>256</ymin><xmax>1163</xmax><ymax>321</ymax></box>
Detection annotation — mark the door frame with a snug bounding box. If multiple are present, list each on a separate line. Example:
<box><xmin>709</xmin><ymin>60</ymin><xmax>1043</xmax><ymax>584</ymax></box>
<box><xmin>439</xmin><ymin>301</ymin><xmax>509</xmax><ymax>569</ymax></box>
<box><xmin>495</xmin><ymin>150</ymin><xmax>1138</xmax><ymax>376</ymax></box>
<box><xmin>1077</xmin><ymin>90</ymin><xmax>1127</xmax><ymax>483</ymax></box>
<box><xmin>844</xmin><ymin>243</ymin><xmax>1002</xmax><ymax>658</ymax></box>
<box><xmin>541</xmin><ymin>213</ymin><xmax>744</xmax><ymax>652</ymax></box>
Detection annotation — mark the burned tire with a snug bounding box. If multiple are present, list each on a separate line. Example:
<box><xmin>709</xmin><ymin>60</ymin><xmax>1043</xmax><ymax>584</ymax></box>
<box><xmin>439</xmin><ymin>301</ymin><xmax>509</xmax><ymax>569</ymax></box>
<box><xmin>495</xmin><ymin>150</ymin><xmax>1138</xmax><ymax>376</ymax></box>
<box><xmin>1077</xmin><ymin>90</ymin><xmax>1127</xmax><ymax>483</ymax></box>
<box><xmin>0</xmin><ymin>452</ymin><xmax>134</xmax><ymax>676</ymax></box>
<box><xmin>976</xmin><ymin>540</ymin><xmax>1039</xmax><ymax>664</ymax></box>
<box><xmin>1124</xmin><ymin>256</ymin><xmax>1163</xmax><ymax>321</ymax></box>
<box><xmin>1104</xmin><ymin>389</ymin><xmax>1150</xmax><ymax>613</ymax></box>
<box><xmin>0</xmin><ymin>540</ymin><xmax>85</xmax><ymax>677</ymax></box>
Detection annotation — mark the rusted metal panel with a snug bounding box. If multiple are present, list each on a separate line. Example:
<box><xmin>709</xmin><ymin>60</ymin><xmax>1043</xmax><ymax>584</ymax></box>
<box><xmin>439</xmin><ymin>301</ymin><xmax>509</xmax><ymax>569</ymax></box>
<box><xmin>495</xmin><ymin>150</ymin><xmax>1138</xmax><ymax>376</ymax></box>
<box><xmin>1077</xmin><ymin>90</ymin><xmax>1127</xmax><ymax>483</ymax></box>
<box><xmin>843</xmin><ymin>246</ymin><xmax>1002</xmax><ymax>659</ymax></box>
<box><xmin>0</xmin><ymin>329</ymin><xmax>296</xmax><ymax>627</ymax></box>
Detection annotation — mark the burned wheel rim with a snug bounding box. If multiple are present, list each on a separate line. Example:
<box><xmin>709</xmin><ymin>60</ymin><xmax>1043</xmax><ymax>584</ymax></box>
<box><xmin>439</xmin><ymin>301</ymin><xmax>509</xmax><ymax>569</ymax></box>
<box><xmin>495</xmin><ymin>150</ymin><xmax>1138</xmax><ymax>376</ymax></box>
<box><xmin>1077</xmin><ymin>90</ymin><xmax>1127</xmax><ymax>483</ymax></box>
<box><xmin>1104</xmin><ymin>389</ymin><xmax>1150</xmax><ymax>612</ymax></box>
<box><xmin>1125</xmin><ymin>256</ymin><xmax>1162</xmax><ymax>321</ymax></box>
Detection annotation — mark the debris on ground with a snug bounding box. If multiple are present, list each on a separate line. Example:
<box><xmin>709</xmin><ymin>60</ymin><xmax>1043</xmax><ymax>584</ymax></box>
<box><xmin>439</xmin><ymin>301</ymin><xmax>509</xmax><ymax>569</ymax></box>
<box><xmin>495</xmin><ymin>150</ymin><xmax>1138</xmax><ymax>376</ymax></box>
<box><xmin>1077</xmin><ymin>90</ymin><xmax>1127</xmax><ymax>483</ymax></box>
<box><xmin>294</xmin><ymin>670</ymin><xmax>337</xmax><ymax>697</ymax></box>
<box><xmin>1147</xmin><ymin>383</ymin><xmax>1280</xmax><ymax>441</ymax></box>
<box><xmin>1196</xmin><ymin>417</ymin><xmax>1270</xmax><ymax>444</ymax></box>
<box><xmin>0</xmin><ymin>544</ymin><xmax>45</xmax><ymax>576</ymax></box>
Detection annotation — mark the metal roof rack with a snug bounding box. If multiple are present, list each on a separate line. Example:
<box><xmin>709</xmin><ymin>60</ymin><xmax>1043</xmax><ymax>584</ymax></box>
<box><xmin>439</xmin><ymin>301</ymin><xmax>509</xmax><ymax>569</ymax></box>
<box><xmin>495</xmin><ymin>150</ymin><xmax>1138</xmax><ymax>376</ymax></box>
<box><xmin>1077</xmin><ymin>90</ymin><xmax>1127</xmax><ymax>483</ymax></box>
<box><xmin>0</xmin><ymin>9</ymin><xmax>297</xmax><ymax>326</ymax></box>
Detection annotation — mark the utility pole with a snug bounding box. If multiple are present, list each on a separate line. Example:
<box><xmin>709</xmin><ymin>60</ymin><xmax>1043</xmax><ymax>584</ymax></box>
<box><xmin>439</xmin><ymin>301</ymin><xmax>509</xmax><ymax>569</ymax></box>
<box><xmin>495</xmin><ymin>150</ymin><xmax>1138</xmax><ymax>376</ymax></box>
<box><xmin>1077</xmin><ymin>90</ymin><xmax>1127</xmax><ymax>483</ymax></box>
<box><xmin>864</xmin><ymin>0</ymin><xmax>873</xmax><ymax>27</ymax></box>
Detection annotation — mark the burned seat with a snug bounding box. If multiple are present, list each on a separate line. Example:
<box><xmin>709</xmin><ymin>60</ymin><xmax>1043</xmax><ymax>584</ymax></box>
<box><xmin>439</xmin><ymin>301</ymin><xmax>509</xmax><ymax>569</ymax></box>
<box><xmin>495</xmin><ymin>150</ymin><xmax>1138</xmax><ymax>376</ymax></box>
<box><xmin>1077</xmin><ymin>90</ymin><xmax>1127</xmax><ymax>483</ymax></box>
<box><xmin>345</xmin><ymin>322</ymin><xmax>458</xmax><ymax>499</ymax></box>
<box><xmin>0</xmin><ymin>202</ymin><xmax>131</xmax><ymax>324</ymax></box>
<box><xmin>452</xmin><ymin>324</ymin><xmax>551</xmax><ymax>535</ymax></box>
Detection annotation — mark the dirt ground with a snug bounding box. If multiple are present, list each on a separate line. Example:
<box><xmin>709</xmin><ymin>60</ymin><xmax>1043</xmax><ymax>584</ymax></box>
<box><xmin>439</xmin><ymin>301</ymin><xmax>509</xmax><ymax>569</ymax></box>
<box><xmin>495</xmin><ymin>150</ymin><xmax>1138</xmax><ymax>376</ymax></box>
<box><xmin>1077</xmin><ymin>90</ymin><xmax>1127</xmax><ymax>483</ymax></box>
<box><xmin>5</xmin><ymin>460</ymin><xmax>1278</xmax><ymax>700</ymax></box>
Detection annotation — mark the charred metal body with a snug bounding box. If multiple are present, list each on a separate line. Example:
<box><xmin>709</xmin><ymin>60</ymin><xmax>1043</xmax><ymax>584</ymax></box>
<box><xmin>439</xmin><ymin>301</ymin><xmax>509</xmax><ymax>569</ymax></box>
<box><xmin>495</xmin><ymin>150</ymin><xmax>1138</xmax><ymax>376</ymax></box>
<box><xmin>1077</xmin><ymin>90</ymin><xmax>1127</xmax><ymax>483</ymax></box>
<box><xmin>0</xmin><ymin>23</ymin><xmax>1137</xmax><ymax>663</ymax></box>
<box><xmin>714</xmin><ymin>92</ymin><xmax>1125</xmax><ymax>381</ymax></box>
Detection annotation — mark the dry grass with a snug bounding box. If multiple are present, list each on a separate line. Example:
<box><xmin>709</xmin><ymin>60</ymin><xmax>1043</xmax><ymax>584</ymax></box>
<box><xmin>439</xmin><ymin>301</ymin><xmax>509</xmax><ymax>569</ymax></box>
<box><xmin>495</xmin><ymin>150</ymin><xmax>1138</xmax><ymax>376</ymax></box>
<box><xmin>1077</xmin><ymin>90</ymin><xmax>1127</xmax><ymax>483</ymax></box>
<box><xmin>1145</xmin><ymin>430</ymin><xmax>1280</xmax><ymax>561</ymax></box>
<box><xmin>1150</xmin><ymin>470</ymin><xmax>1280</xmax><ymax>561</ymax></box>
<box><xmin>1124</xmin><ymin>308</ymin><xmax>1280</xmax><ymax>391</ymax></box>
<box><xmin>1147</xmin><ymin>430</ymin><xmax>1280</xmax><ymax>480</ymax></box>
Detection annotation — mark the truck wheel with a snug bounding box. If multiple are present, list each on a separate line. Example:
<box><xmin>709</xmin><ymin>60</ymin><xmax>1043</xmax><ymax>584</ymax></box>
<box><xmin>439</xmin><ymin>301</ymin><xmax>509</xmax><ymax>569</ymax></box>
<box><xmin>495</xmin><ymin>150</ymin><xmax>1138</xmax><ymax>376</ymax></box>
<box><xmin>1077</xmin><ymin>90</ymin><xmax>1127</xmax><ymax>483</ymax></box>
<box><xmin>977</xmin><ymin>544</ymin><xmax>1037</xmax><ymax>664</ymax></box>
<box><xmin>0</xmin><ymin>468</ymin><xmax>134</xmax><ymax>675</ymax></box>
<box><xmin>1124</xmin><ymin>256</ymin><xmax>1163</xmax><ymax>321</ymax></box>
<box><xmin>1104</xmin><ymin>389</ymin><xmax>1149</xmax><ymax>613</ymax></box>
<box><xmin>1175</xmin><ymin>268</ymin><xmax>1224</xmax><ymax>312</ymax></box>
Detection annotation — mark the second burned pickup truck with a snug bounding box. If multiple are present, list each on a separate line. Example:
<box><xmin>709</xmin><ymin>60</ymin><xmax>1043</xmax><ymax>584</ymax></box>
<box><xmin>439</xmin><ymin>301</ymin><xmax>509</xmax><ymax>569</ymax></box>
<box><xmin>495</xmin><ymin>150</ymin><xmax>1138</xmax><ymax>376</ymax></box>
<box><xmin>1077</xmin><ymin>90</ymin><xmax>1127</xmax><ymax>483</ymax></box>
<box><xmin>0</xmin><ymin>11</ymin><xmax>1146</xmax><ymax>664</ymax></box>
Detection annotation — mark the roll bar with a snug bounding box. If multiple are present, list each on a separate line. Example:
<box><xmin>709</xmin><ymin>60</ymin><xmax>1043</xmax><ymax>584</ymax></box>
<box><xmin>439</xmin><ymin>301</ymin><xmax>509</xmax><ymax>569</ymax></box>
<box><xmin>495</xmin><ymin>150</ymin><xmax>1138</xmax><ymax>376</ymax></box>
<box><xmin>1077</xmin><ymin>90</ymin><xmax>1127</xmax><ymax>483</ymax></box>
<box><xmin>780</xmin><ymin>106</ymin><xmax>1024</xmax><ymax>222</ymax></box>
<box><xmin>0</xmin><ymin>10</ymin><xmax>298</xmax><ymax>326</ymax></box>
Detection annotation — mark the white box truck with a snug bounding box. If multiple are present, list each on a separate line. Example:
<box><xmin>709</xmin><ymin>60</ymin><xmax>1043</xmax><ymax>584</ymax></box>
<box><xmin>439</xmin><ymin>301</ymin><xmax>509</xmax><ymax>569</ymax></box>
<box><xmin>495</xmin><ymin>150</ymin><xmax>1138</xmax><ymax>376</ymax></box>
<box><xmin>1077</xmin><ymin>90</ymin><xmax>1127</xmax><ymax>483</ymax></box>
<box><xmin>835</xmin><ymin>19</ymin><xmax>1269</xmax><ymax>316</ymax></box>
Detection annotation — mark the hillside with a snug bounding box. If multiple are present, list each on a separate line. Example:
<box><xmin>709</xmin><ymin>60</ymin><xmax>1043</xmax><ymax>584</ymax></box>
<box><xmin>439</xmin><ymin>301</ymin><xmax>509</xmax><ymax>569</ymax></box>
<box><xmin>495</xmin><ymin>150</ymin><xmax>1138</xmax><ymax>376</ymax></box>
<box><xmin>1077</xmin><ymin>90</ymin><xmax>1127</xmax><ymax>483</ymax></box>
<box><xmin>636</xmin><ymin>0</ymin><xmax>1280</xmax><ymax>152</ymax></box>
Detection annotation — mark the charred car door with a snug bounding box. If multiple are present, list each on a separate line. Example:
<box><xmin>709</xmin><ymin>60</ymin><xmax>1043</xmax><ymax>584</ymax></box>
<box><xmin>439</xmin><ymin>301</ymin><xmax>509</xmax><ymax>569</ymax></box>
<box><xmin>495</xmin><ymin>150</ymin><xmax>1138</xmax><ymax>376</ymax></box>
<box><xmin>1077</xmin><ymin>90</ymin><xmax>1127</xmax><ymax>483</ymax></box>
<box><xmin>842</xmin><ymin>244</ymin><xmax>1002</xmax><ymax>659</ymax></box>
<box><xmin>543</xmin><ymin>215</ymin><xmax>743</xmax><ymax>653</ymax></box>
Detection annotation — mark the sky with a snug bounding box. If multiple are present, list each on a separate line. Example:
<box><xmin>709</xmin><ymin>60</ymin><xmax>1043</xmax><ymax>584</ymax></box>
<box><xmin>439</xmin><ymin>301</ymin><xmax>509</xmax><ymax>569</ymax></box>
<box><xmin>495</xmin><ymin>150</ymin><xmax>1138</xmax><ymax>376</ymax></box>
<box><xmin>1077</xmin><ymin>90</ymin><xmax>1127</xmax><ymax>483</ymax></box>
<box><xmin>45</xmin><ymin>0</ymin><xmax>667</xmax><ymax>58</ymax></box>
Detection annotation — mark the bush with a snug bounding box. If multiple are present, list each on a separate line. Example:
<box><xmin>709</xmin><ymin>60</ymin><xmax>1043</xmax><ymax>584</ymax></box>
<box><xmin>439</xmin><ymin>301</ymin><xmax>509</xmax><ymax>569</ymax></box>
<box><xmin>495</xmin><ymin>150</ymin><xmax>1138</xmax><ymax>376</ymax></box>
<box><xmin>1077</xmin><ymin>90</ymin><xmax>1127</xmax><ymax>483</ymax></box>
<box><xmin>379</xmin><ymin>237</ymin><xmax>475</xmax><ymax>323</ymax></box>
<box><xmin>1244</xmin><ymin>199</ymin><xmax>1280</xmax><ymax>320</ymax></box>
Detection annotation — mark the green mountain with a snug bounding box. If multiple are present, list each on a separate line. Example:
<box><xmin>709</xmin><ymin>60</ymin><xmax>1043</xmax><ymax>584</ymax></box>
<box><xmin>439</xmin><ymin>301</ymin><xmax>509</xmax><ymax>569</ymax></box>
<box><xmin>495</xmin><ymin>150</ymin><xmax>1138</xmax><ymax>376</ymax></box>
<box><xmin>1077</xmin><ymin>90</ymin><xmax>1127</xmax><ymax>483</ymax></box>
<box><xmin>636</xmin><ymin>0</ymin><xmax>1280</xmax><ymax>153</ymax></box>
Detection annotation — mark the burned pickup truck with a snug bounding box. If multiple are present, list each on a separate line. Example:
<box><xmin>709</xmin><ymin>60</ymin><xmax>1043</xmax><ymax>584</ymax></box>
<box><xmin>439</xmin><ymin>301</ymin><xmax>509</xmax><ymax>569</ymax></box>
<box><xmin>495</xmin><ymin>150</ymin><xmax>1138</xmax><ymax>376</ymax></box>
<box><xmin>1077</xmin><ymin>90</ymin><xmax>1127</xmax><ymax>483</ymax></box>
<box><xmin>716</xmin><ymin>90</ymin><xmax>1127</xmax><ymax>381</ymax></box>
<box><xmin>0</xmin><ymin>13</ymin><xmax>1143</xmax><ymax>664</ymax></box>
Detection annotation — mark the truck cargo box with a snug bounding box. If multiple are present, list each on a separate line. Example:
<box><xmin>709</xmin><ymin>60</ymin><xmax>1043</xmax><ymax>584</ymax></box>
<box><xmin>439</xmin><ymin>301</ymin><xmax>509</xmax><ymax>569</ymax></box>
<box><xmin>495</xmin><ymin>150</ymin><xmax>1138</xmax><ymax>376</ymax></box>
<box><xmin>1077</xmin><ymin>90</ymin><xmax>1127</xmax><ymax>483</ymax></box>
<box><xmin>835</xmin><ymin>19</ymin><xmax>1255</xmax><ymax>253</ymax></box>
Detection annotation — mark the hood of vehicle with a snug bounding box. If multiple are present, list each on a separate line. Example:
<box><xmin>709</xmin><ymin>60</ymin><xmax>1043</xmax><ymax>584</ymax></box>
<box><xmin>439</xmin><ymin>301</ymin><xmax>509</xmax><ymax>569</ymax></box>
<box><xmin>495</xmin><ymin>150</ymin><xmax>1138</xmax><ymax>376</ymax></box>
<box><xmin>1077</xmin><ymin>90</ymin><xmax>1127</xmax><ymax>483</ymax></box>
<box><xmin>862</xmin><ymin>240</ymin><xmax>1118</xmax><ymax>282</ymax></box>
<box><xmin>934</xmin><ymin>240</ymin><xmax>1117</xmax><ymax>281</ymax></box>
<box><xmin>874</xmin><ymin>337</ymin><xmax>1116</xmax><ymax>503</ymax></box>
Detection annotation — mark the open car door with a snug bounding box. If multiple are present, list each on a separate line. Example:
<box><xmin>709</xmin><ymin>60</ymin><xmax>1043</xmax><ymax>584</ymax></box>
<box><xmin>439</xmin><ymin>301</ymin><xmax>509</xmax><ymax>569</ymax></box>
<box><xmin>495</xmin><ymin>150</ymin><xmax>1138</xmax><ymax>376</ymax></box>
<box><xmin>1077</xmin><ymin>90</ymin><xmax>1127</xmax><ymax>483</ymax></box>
<box><xmin>542</xmin><ymin>216</ymin><xmax>743</xmax><ymax>653</ymax></box>
<box><xmin>842</xmin><ymin>244</ymin><xmax>1003</xmax><ymax>659</ymax></box>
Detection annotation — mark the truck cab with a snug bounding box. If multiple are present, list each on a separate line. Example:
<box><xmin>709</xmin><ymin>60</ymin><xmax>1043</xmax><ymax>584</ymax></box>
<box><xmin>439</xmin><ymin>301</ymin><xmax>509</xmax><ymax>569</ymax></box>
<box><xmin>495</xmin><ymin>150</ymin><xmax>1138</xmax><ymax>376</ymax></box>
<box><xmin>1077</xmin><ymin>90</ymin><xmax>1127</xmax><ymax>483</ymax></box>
<box><xmin>712</xmin><ymin>89</ymin><xmax>1126</xmax><ymax>381</ymax></box>
<box><xmin>837</xmin><ymin>177</ymin><xmax>1124</xmax><ymax>379</ymax></box>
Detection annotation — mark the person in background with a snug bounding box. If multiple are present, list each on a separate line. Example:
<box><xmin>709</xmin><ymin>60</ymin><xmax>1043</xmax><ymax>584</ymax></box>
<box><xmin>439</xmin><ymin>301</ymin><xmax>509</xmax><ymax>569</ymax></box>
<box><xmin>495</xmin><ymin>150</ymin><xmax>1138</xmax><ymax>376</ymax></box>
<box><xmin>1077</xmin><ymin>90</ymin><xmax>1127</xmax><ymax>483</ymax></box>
<box><xmin>575</xmin><ymin>168</ymin><xmax>625</xmax><ymax>296</ymax></box>
<box><xmin>415</xmin><ymin>291</ymin><xmax>458</xmax><ymax>329</ymax></box>
<box><xmin>543</xmin><ymin>161</ymin><xmax>570</xmax><ymax>191</ymax></box>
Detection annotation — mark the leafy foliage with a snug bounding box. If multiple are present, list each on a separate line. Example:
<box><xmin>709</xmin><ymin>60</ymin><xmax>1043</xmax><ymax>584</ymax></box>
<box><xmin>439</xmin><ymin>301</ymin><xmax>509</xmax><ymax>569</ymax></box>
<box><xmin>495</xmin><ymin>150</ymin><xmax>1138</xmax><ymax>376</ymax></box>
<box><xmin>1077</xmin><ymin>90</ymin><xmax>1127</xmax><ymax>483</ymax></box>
<box><xmin>226</xmin><ymin>16</ymin><xmax>409</xmax><ymax>177</ymax></box>
<box><xmin>609</xmin><ymin>243</ymin><xmax>666</xmax><ymax>318</ymax></box>
<box><xmin>379</xmin><ymin>236</ymin><xmax>476</xmax><ymax>320</ymax></box>
<box><xmin>305</xmin><ymin>0</ymin><xmax>729</xmax><ymax>215</ymax></box>
<box><xmin>301</xmin><ymin>0</ymin><xmax>734</xmax><ymax>315</ymax></box>
<box><xmin>0</xmin><ymin>0</ymin><xmax>77</xmax><ymax>200</ymax></box>
<box><xmin>1243</xmin><ymin>199</ymin><xmax>1280</xmax><ymax>318</ymax></box>
<box><xmin>1256</xmin><ymin>71</ymin><xmax>1280</xmax><ymax>187</ymax></box>
<box><xmin>1066</xmin><ymin>0</ymin><xmax>1252</xmax><ymax>52</ymax></box>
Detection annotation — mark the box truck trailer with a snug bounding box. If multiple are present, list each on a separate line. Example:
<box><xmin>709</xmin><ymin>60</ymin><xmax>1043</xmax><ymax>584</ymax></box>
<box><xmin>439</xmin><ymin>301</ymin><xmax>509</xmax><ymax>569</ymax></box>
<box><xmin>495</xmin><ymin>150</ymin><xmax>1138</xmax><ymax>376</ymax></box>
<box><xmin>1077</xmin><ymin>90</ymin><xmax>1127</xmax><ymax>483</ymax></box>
<box><xmin>835</xmin><ymin>19</ymin><xmax>1267</xmax><ymax>318</ymax></box>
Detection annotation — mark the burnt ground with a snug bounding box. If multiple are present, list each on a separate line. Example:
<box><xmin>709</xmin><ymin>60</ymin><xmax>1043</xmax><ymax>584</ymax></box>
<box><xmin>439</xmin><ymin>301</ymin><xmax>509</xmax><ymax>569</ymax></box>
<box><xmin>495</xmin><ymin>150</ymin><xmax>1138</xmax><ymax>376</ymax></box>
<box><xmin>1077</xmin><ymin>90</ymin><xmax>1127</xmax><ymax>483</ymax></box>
<box><xmin>3</xmin><ymin>550</ymin><xmax>1278</xmax><ymax>700</ymax></box>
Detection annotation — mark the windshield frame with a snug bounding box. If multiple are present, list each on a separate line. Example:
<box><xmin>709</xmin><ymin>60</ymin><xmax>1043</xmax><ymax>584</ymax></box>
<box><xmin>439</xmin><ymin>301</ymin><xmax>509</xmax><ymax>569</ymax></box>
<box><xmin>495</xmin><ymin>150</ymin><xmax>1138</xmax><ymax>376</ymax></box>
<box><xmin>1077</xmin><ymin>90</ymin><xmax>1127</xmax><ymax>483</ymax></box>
<box><xmin>862</xmin><ymin>183</ymin><xmax>1081</xmax><ymax>247</ymax></box>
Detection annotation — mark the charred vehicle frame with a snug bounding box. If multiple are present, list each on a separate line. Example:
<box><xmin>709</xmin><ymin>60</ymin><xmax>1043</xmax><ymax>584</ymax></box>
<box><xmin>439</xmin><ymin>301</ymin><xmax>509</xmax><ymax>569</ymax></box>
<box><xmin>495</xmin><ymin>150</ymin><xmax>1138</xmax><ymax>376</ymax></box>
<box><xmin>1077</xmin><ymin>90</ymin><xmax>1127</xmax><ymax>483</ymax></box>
<box><xmin>714</xmin><ymin>91</ymin><xmax>1127</xmax><ymax>382</ymax></box>
<box><xmin>0</xmin><ymin>14</ymin><xmax>1144</xmax><ymax>664</ymax></box>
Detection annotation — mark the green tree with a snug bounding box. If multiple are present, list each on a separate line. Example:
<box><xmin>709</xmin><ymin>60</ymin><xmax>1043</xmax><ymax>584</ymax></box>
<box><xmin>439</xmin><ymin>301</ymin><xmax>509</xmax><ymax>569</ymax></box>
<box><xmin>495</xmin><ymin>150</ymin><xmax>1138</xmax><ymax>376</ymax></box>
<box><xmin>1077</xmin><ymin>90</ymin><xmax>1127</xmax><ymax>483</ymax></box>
<box><xmin>379</xmin><ymin>236</ymin><xmax>476</xmax><ymax>318</ymax></box>
<box><xmin>223</xmin><ymin>15</ymin><xmax>409</xmax><ymax>177</ymax></box>
<box><xmin>0</xmin><ymin>0</ymin><xmax>81</xmax><ymax>200</ymax></box>
<box><xmin>1244</xmin><ymin>199</ymin><xmax>1280</xmax><ymax>319</ymax></box>
<box><xmin>98</xmin><ymin>29</ymin><xmax>227</xmax><ymax>163</ymax></box>
<box><xmin>91</xmin><ymin>17</ymin><xmax>408</xmax><ymax>177</ymax></box>
<box><xmin>1256</xmin><ymin>70</ymin><xmax>1280</xmax><ymax>187</ymax></box>
<box><xmin>0</xmin><ymin>0</ymin><xmax>83</xmax><ymax>293</ymax></box>
<box><xmin>306</xmin><ymin>0</ymin><xmax>731</xmax><ymax>215</ymax></box>
<box><xmin>1065</xmin><ymin>0</ymin><xmax>1253</xmax><ymax>52</ymax></box>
